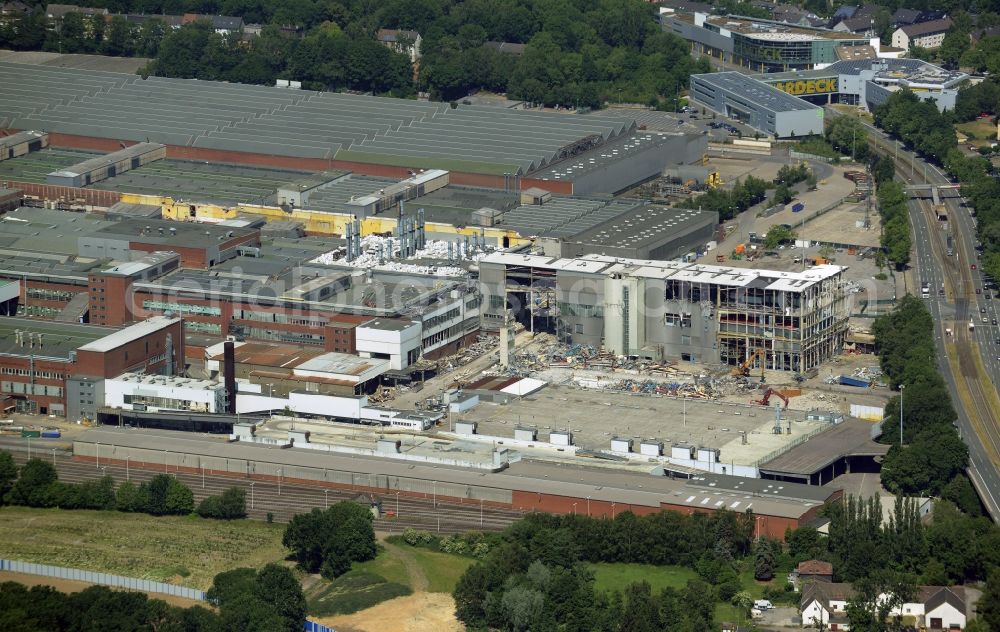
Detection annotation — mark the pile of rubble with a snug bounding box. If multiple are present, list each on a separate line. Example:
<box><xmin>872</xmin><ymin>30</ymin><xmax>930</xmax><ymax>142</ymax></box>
<box><xmin>311</xmin><ymin>235</ymin><xmax>497</xmax><ymax>276</ymax></box>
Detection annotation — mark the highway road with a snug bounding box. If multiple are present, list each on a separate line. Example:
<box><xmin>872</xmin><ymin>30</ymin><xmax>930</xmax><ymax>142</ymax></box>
<box><xmin>834</xmin><ymin>109</ymin><xmax>1000</xmax><ymax>519</ymax></box>
<box><xmin>3</xmin><ymin>447</ymin><xmax>525</xmax><ymax>535</ymax></box>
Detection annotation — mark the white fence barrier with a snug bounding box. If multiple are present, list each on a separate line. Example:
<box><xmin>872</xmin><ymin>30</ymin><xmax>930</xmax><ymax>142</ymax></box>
<box><xmin>0</xmin><ymin>559</ymin><xmax>207</xmax><ymax>601</ymax></box>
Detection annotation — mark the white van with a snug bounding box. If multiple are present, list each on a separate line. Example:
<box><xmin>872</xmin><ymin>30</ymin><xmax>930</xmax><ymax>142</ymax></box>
<box><xmin>754</xmin><ymin>599</ymin><xmax>774</xmax><ymax>610</ymax></box>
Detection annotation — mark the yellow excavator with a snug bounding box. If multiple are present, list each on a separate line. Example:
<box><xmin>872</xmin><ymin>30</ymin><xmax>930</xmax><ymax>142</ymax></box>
<box><xmin>731</xmin><ymin>348</ymin><xmax>766</xmax><ymax>383</ymax></box>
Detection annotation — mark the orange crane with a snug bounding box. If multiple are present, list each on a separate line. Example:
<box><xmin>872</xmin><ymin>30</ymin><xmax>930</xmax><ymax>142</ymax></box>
<box><xmin>753</xmin><ymin>388</ymin><xmax>788</xmax><ymax>408</ymax></box>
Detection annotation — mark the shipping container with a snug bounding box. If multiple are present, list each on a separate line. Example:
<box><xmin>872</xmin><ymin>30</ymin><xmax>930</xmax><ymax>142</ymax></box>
<box><xmin>837</xmin><ymin>375</ymin><xmax>870</xmax><ymax>388</ymax></box>
<box><xmin>41</xmin><ymin>430</ymin><xmax>61</xmax><ymax>438</ymax></box>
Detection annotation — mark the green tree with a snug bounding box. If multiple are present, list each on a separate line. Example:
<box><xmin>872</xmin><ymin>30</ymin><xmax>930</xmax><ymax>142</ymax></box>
<box><xmin>827</xmin><ymin>115</ymin><xmax>869</xmax><ymax>161</ymax></box>
<box><xmin>772</xmin><ymin>183</ymin><xmax>793</xmax><ymax>206</ymax></box>
<box><xmin>845</xmin><ymin>571</ymin><xmax>915</xmax><ymax>632</ymax></box>
<box><xmin>0</xmin><ymin>452</ymin><xmax>17</xmax><ymax>504</ymax></box>
<box><xmin>980</xmin><ymin>568</ymin><xmax>1000</xmax><ymax>632</ymax></box>
<box><xmin>115</xmin><ymin>480</ymin><xmax>149</xmax><ymax>513</ymax></box>
<box><xmin>7</xmin><ymin>458</ymin><xmax>57</xmax><ymax>507</ymax></box>
<box><xmin>763</xmin><ymin>224</ymin><xmax>796</xmax><ymax>249</ymax></box>
<box><xmin>753</xmin><ymin>539</ymin><xmax>776</xmax><ymax>581</ymax></box>
<box><xmin>282</xmin><ymin>502</ymin><xmax>376</xmax><ymax>579</ymax></box>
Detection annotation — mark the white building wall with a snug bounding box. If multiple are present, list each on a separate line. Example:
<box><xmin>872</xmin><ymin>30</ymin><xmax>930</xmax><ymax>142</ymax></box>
<box><xmin>104</xmin><ymin>377</ymin><xmax>225</xmax><ymax>413</ymax></box>
<box><xmin>801</xmin><ymin>600</ymin><xmax>829</xmax><ymax>626</ymax></box>
<box><xmin>924</xmin><ymin>602</ymin><xmax>965</xmax><ymax>628</ymax></box>
<box><xmin>355</xmin><ymin>321</ymin><xmax>421</xmax><ymax>370</ymax></box>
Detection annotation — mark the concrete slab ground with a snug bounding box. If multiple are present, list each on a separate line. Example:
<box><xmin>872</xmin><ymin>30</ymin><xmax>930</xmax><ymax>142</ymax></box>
<box><xmin>456</xmin><ymin>384</ymin><xmax>829</xmax><ymax>462</ymax></box>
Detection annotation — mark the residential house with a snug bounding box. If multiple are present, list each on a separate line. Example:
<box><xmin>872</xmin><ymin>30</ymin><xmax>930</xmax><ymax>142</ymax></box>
<box><xmin>833</xmin><ymin>16</ymin><xmax>876</xmax><ymax>35</ymax></box>
<box><xmin>123</xmin><ymin>13</ymin><xmax>184</xmax><ymax>29</ymax></box>
<box><xmin>891</xmin><ymin>8</ymin><xmax>921</xmax><ymax>27</ymax></box>
<box><xmin>801</xmin><ymin>582</ymin><xmax>854</xmax><ymax>630</ymax></box>
<box><xmin>0</xmin><ymin>1</ymin><xmax>28</xmax><ymax>26</ymax></box>
<box><xmin>796</xmin><ymin>559</ymin><xmax>834</xmax><ymax>584</ymax></box>
<box><xmin>1</xmin><ymin>1</ymin><xmax>28</xmax><ymax>17</ymax></box>
<box><xmin>484</xmin><ymin>41</ymin><xmax>526</xmax><ymax>56</ymax></box>
<box><xmin>892</xmin><ymin>18</ymin><xmax>953</xmax><ymax>50</ymax></box>
<box><xmin>376</xmin><ymin>28</ymin><xmax>422</xmax><ymax>63</ymax></box>
<box><xmin>801</xmin><ymin>583</ymin><xmax>968</xmax><ymax>631</ymax></box>
<box><xmin>45</xmin><ymin>4</ymin><xmax>106</xmax><ymax>21</ymax></box>
<box><xmin>182</xmin><ymin>13</ymin><xmax>244</xmax><ymax>35</ymax></box>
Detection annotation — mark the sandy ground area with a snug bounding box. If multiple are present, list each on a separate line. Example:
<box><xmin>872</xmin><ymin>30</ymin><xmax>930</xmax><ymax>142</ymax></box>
<box><xmin>316</xmin><ymin>592</ymin><xmax>464</xmax><ymax>632</ymax></box>
<box><xmin>0</xmin><ymin>571</ymin><xmax>208</xmax><ymax>608</ymax></box>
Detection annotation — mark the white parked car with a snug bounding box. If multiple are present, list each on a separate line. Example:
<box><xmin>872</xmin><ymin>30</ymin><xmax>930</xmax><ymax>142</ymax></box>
<box><xmin>754</xmin><ymin>599</ymin><xmax>774</xmax><ymax>610</ymax></box>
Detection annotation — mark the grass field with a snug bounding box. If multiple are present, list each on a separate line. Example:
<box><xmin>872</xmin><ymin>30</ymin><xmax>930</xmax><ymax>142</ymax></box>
<box><xmin>590</xmin><ymin>563</ymin><xmax>699</xmax><ymax>593</ymax></box>
<box><xmin>304</xmin><ymin>543</ymin><xmax>473</xmax><ymax>617</ymax></box>
<box><xmin>406</xmin><ymin>547</ymin><xmax>474</xmax><ymax>593</ymax></box>
<box><xmin>956</xmin><ymin>119</ymin><xmax>998</xmax><ymax>146</ymax></box>
<box><xmin>0</xmin><ymin>507</ymin><xmax>287</xmax><ymax>590</ymax></box>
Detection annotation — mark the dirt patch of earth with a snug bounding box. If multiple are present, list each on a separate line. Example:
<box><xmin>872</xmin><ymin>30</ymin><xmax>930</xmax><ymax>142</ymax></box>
<box><xmin>0</xmin><ymin>570</ymin><xmax>208</xmax><ymax>609</ymax></box>
<box><xmin>315</xmin><ymin>592</ymin><xmax>463</xmax><ymax>632</ymax></box>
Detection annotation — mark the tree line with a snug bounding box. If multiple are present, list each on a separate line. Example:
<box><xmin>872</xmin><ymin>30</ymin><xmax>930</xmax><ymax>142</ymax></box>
<box><xmin>0</xmin><ymin>453</ymin><xmax>246</xmax><ymax>520</ymax></box>
<box><xmin>677</xmin><ymin>163</ymin><xmax>813</xmax><ymax>223</ymax></box>
<box><xmin>872</xmin><ymin>295</ymin><xmax>972</xmax><ymax>499</ymax></box>
<box><xmin>447</xmin><ymin>493</ymin><xmax>1000</xmax><ymax>631</ymax></box>
<box><xmin>451</xmin><ymin>509</ymin><xmax>762</xmax><ymax>631</ymax></box>
<box><xmin>874</xmin><ymin>88</ymin><xmax>1000</xmax><ymax>284</ymax></box>
<box><xmin>0</xmin><ymin>563</ymin><xmax>306</xmax><ymax>632</ymax></box>
<box><xmin>1</xmin><ymin>0</ymin><xmax>708</xmax><ymax>109</ymax></box>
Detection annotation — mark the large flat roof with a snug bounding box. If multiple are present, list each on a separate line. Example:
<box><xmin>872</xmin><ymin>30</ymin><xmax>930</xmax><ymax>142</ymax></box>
<box><xmin>693</xmin><ymin>72</ymin><xmax>823</xmax><ymax>112</ymax></box>
<box><xmin>75</xmin><ymin>427</ymin><xmax>837</xmax><ymax>519</ymax></box>
<box><xmin>0</xmin><ymin>148</ymin><xmax>304</xmax><ymax>205</ymax></box>
<box><xmin>77</xmin><ymin>316</ymin><xmax>180</xmax><ymax>353</ymax></box>
<box><xmin>0</xmin><ymin>316</ymin><xmax>116</xmax><ymax>359</ymax></box>
<box><xmin>1</xmin><ymin>61</ymin><xmax>640</xmax><ymax>175</ymax></box>
<box><xmin>480</xmin><ymin>251</ymin><xmax>844</xmax><ymax>291</ymax></box>
<box><xmin>758</xmin><ymin>419</ymin><xmax>891</xmax><ymax>476</ymax></box>
<box><xmin>564</xmin><ymin>204</ymin><xmax>717</xmax><ymax>250</ymax></box>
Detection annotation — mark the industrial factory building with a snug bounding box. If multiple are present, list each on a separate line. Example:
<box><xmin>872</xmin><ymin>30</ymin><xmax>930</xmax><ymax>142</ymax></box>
<box><xmin>0</xmin><ymin>315</ymin><xmax>183</xmax><ymax>418</ymax></box>
<box><xmin>479</xmin><ymin>253</ymin><xmax>848</xmax><ymax>373</ymax></box>
<box><xmin>0</xmin><ymin>61</ymin><xmax>703</xmax><ymax>196</ymax></box>
<box><xmin>0</xmin><ymin>130</ymin><xmax>48</xmax><ymax>161</ymax></box>
<box><xmin>46</xmin><ymin>142</ymin><xmax>166</xmax><ymax>187</ymax></box>
<box><xmin>690</xmin><ymin>72</ymin><xmax>825</xmax><ymax>138</ymax></box>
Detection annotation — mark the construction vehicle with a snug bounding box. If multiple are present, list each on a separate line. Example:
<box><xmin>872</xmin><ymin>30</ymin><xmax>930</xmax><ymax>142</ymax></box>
<box><xmin>706</xmin><ymin>171</ymin><xmax>722</xmax><ymax>189</ymax></box>
<box><xmin>731</xmin><ymin>348</ymin><xmax>766</xmax><ymax>383</ymax></box>
<box><xmin>754</xmin><ymin>388</ymin><xmax>788</xmax><ymax>408</ymax></box>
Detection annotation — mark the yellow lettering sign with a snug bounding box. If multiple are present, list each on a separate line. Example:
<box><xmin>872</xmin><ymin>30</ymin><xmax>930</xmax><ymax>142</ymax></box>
<box><xmin>770</xmin><ymin>78</ymin><xmax>837</xmax><ymax>95</ymax></box>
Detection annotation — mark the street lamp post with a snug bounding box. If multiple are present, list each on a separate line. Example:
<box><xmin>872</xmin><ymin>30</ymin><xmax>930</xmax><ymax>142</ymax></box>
<box><xmin>95</xmin><ymin>441</ymin><xmax>98</xmax><ymax>468</ymax></box>
<box><xmin>164</xmin><ymin>450</ymin><xmax>168</xmax><ymax>473</ymax></box>
<box><xmin>325</xmin><ymin>489</ymin><xmax>329</xmax><ymax>509</ymax></box>
<box><xmin>278</xmin><ymin>468</ymin><xmax>282</xmax><ymax>496</ymax></box>
<box><xmin>26</xmin><ymin>436</ymin><xmax>30</xmax><ymax>460</ymax></box>
<box><xmin>250</xmin><ymin>482</ymin><xmax>255</xmax><ymax>509</ymax></box>
<box><xmin>611</xmin><ymin>501</ymin><xmax>616</xmax><ymax>518</ymax></box>
<box><xmin>432</xmin><ymin>481</ymin><xmax>436</xmax><ymax>508</ymax></box>
<box><xmin>396</xmin><ymin>491</ymin><xmax>400</xmax><ymax>517</ymax></box>
<box><xmin>480</xmin><ymin>498</ymin><xmax>484</xmax><ymax>528</ymax></box>
<box><xmin>51</xmin><ymin>448</ymin><xmax>56</xmax><ymax>467</ymax></box>
<box><xmin>587</xmin><ymin>496</ymin><xmax>591</xmax><ymax>517</ymax></box>
<box><xmin>125</xmin><ymin>456</ymin><xmax>130</xmax><ymax>481</ymax></box>
<box><xmin>572</xmin><ymin>502</ymin><xmax>578</xmax><ymax>516</ymax></box>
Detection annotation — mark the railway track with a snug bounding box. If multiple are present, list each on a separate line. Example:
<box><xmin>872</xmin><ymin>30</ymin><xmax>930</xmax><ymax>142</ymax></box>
<box><xmin>6</xmin><ymin>451</ymin><xmax>524</xmax><ymax>535</ymax></box>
